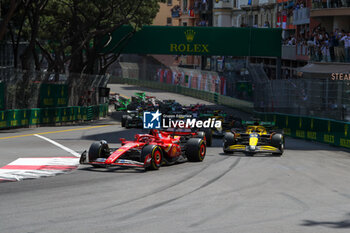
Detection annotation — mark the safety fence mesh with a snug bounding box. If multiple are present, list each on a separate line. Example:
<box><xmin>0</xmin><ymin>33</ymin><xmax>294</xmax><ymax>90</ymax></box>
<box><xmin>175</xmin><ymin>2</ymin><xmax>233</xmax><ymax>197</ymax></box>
<box><xmin>0</xmin><ymin>68</ymin><xmax>109</xmax><ymax>109</ymax></box>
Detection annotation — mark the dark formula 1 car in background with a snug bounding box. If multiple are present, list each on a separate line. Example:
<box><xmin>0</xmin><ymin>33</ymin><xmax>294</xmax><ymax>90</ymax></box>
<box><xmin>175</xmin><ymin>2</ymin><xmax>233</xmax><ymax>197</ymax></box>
<box><xmin>79</xmin><ymin>131</ymin><xmax>207</xmax><ymax>170</ymax></box>
<box><xmin>223</xmin><ymin>121</ymin><xmax>284</xmax><ymax>156</ymax></box>
<box><xmin>114</xmin><ymin>96</ymin><xmax>131</xmax><ymax>111</ymax></box>
<box><xmin>199</xmin><ymin>110</ymin><xmax>242</xmax><ymax>137</ymax></box>
<box><xmin>121</xmin><ymin>110</ymin><xmax>143</xmax><ymax>128</ymax></box>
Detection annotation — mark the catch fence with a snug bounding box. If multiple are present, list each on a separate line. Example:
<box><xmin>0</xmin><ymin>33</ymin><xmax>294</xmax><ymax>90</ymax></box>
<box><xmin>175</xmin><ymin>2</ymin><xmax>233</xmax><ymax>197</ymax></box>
<box><xmin>0</xmin><ymin>68</ymin><xmax>109</xmax><ymax>110</ymax></box>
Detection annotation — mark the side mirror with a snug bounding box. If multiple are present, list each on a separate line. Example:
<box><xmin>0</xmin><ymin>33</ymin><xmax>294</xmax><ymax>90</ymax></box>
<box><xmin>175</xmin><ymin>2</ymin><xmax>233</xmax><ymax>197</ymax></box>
<box><xmin>120</xmin><ymin>138</ymin><xmax>126</xmax><ymax>143</ymax></box>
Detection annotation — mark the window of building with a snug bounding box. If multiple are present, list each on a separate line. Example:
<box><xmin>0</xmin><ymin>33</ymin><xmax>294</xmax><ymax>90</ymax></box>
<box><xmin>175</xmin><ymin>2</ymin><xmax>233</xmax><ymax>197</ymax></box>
<box><xmin>183</xmin><ymin>22</ymin><xmax>187</xmax><ymax>26</ymax></box>
<box><xmin>233</xmin><ymin>0</ymin><xmax>237</xmax><ymax>8</ymax></box>
<box><xmin>183</xmin><ymin>0</ymin><xmax>188</xmax><ymax>11</ymax></box>
<box><xmin>167</xmin><ymin>0</ymin><xmax>172</xmax><ymax>6</ymax></box>
<box><xmin>167</xmin><ymin>17</ymin><xmax>172</xmax><ymax>25</ymax></box>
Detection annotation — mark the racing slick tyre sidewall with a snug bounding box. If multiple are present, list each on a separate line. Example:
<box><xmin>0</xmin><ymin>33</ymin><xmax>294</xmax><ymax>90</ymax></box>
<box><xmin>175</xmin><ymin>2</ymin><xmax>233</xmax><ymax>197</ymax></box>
<box><xmin>121</xmin><ymin>115</ymin><xmax>127</xmax><ymax>127</ymax></box>
<box><xmin>141</xmin><ymin>145</ymin><xmax>162</xmax><ymax>171</ymax></box>
<box><xmin>273</xmin><ymin>142</ymin><xmax>284</xmax><ymax>156</ymax></box>
<box><xmin>223</xmin><ymin>132</ymin><xmax>235</xmax><ymax>154</ymax></box>
<box><xmin>203</xmin><ymin>128</ymin><xmax>213</xmax><ymax>147</ymax></box>
<box><xmin>185</xmin><ymin>138</ymin><xmax>206</xmax><ymax>162</ymax></box>
<box><xmin>88</xmin><ymin>141</ymin><xmax>110</xmax><ymax>168</ymax></box>
<box><xmin>125</xmin><ymin>116</ymin><xmax>132</xmax><ymax>128</ymax></box>
<box><xmin>271</xmin><ymin>133</ymin><xmax>284</xmax><ymax>156</ymax></box>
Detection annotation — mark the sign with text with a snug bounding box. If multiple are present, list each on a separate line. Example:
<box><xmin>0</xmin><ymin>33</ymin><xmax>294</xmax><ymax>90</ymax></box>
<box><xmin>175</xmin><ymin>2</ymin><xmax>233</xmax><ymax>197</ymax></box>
<box><xmin>98</xmin><ymin>25</ymin><xmax>282</xmax><ymax>57</ymax></box>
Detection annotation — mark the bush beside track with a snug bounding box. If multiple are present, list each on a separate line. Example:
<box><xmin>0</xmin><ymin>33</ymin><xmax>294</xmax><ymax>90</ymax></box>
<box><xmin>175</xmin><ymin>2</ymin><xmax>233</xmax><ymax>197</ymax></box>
<box><xmin>0</xmin><ymin>104</ymin><xmax>108</xmax><ymax>129</ymax></box>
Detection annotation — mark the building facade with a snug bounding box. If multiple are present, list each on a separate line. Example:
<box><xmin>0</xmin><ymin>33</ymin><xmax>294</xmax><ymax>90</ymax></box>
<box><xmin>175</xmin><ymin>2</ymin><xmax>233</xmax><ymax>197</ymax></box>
<box><xmin>153</xmin><ymin>0</ymin><xmax>181</xmax><ymax>26</ymax></box>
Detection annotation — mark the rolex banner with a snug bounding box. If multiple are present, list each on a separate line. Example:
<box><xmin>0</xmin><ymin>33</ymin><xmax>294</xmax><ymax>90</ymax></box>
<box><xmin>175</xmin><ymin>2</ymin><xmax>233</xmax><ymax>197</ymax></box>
<box><xmin>98</xmin><ymin>25</ymin><xmax>282</xmax><ymax>57</ymax></box>
<box><xmin>0</xmin><ymin>82</ymin><xmax>4</xmax><ymax>110</ymax></box>
<box><xmin>40</xmin><ymin>84</ymin><xmax>68</xmax><ymax>108</ymax></box>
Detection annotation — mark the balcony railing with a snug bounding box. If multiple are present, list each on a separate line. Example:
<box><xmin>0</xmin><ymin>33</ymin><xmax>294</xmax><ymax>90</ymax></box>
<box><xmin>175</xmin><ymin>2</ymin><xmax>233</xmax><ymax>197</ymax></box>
<box><xmin>172</xmin><ymin>11</ymin><xmax>180</xmax><ymax>18</ymax></box>
<box><xmin>214</xmin><ymin>0</ymin><xmax>232</xmax><ymax>9</ymax></box>
<box><xmin>312</xmin><ymin>1</ymin><xmax>350</xmax><ymax>9</ymax></box>
<box><xmin>293</xmin><ymin>8</ymin><xmax>310</xmax><ymax>25</ymax></box>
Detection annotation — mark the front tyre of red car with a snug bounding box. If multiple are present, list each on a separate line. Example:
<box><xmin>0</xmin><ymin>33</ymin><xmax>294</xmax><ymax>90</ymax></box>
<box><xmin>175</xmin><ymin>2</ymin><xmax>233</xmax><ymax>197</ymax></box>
<box><xmin>141</xmin><ymin>145</ymin><xmax>162</xmax><ymax>171</ymax></box>
<box><xmin>185</xmin><ymin>138</ymin><xmax>206</xmax><ymax>162</ymax></box>
<box><xmin>88</xmin><ymin>141</ymin><xmax>110</xmax><ymax>168</ymax></box>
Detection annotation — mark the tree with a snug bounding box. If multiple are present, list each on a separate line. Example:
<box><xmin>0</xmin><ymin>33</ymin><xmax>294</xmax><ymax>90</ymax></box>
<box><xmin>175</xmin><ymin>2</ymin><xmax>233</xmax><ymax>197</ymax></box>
<box><xmin>0</xmin><ymin>0</ymin><xmax>20</xmax><ymax>41</ymax></box>
<box><xmin>36</xmin><ymin>0</ymin><xmax>161</xmax><ymax>75</ymax></box>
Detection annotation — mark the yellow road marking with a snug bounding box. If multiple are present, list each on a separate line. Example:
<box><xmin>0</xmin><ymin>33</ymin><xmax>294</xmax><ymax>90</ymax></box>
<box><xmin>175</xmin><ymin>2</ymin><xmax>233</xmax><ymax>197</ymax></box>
<box><xmin>0</xmin><ymin>125</ymin><xmax>111</xmax><ymax>140</ymax></box>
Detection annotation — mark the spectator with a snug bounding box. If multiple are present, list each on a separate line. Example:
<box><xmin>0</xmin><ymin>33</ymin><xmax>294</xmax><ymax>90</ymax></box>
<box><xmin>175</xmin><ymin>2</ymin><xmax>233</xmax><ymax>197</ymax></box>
<box><xmin>338</xmin><ymin>32</ymin><xmax>346</xmax><ymax>62</ymax></box>
<box><xmin>341</xmin><ymin>32</ymin><xmax>350</xmax><ymax>62</ymax></box>
<box><xmin>329</xmin><ymin>32</ymin><xmax>336</xmax><ymax>61</ymax></box>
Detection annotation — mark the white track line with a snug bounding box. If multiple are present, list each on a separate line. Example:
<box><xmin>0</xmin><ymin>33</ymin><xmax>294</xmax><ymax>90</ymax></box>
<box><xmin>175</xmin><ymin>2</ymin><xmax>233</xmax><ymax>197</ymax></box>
<box><xmin>34</xmin><ymin>134</ymin><xmax>81</xmax><ymax>158</ymax></box>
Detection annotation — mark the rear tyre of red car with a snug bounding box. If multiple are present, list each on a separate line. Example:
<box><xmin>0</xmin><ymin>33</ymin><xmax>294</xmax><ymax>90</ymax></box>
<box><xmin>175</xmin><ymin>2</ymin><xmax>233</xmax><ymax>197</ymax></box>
<box><xmin>88</xmin><ymin>141</ymin><xmax>110</xmax><ymax>168</ymax></box>
<box><xmin>141</xmin><ymin>145</ymin><xmax>162</xmax><ymax>171</ymax></box>
<box><xmin>185</xmin><ymin>138</ymin><xmax>206</xmax><ymax>162</ymax></box>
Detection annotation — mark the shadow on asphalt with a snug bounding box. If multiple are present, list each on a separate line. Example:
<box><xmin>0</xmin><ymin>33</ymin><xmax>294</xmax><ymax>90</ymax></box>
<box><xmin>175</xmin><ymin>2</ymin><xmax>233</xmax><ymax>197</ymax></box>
<box><xmin>80</xmin><ymin>128</ymin><xmax>149</xmax><ymax>143</ymax></box>
<box><xmin>79</xmin><ymin>166</ymin><xmax>145</xmax><ymax>173</ymax></box>
<box><xmin>301</xmin><ymin>213</ymin><xmax>350</xmax><ymax>229</ymax></box>
<box><xmin>218</xmin><ymin>152</ymin><xmax>282</xmax><ymax>158</ymax></box>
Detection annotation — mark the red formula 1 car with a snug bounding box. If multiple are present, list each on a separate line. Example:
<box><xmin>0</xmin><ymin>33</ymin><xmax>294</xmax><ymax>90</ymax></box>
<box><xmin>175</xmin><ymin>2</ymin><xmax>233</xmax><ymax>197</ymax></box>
<box><xmin>79</xmin><ymin>130</ymin><xmax>206</xmax><ymax>170</ymax></box>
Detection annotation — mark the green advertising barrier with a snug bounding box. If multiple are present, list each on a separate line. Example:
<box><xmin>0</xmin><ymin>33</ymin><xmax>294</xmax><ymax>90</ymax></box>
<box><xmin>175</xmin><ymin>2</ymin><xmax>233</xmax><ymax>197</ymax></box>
<box><xmin>99</xmin><ymin>104</ymin><xmax>108</xmax><ymax>118</ymax></box>
<box><xmin>7</xmin><ymin>109</ymin><xmax>22</xmax><ymax>127</ymax></box>
<box><xmin>41</xmin><ymin>108</ymin><xmax>54</xmax><ymax>124</ymax></box>
<box><xmin>54</xmin><ymin>108</ymin><xmax>62</xmax><ymax>123</ymax></box>
<box><xmin>0</xmin><ymin>82</ymin><xmax>5</xmax><ymax>110</ymax></box>
<box><xmin>20</xmin><ymin>109</ymin><xmax>30</xmax><ymax>126</ymax></box>
<box><xmin>73</xmin><ymin>106</ymin><xmax>81</xmax><ymax>121</ymax></box>
<box><xmin>40</xmin><ymin>84</ymin><xmax>68</xmax><ymax>108</ymax></box>
<box><xmin>0</xmin><ymin>110</ymin><xmax>6</xmax><ymax>128</ymax></box>
<box><xmin>255</xmin><ymin>112</ymin><xmax>350</xmax><ymax>149</ymax></box>
<box><xmin>61</xmin><ymin>107</ymin><xmax>70</xmax><ymax>122</ymax></box>
<box><xmin>81</xmin><ymin>107</ymin><xmax>88</xmax><ymax>121</ymax></box>
<box><xmin>30</xmin><ymin>109</ymin><xmax>41</xmax><ymax>125</ymax></box>
<box><xmin>0</xmin><ymin>104</ymin><xmax>106</xmax><ymax>130</ymax></box>
<box><xmin>87</xmin><ymin>106</ymin><xmax>94</xmax><ymax>121</ymax></box>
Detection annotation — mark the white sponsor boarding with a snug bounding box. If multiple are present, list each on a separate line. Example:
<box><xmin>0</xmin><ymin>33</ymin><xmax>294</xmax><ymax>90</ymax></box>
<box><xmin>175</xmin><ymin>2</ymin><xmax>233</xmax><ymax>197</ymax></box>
<box><xmin>0</xmin><ymin>157</ymin><xmax>79</xmax><ymax>182</ymax></box>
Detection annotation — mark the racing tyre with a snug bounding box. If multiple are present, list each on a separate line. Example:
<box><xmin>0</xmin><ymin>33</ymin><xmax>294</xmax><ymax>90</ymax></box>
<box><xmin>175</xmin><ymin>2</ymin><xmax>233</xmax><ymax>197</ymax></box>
<box><xmin>121</xmin><ymin>115</ymin><xmax>127</xmax><ymax>127</ymax></box>
<box><xmin>185</xmin><ymin>138</ymin><xmax>206</xmax><ymax>162</ymax></box>
<box><xmin>223</xmin><ymin>132</ymin><xmax>235</xmax><ymax>154</ymax></box>
<box><xmin>125</xmin><ymin>116</ymin><xmax>132</xmax><ymax>128</ymax></box>
<box><xmin>141</xmin><ymin>145</ymin><xmax>162</xmax><ymax>170</ymax></box>
<box><xmin>271</xmin><ymin>133</ymin><xmax>284</xmax><ymax>156</ymax></box>
<box><xmin>203</xmin><ymin>128</ymin><xmax>213</xmax><ymax>147</ymax></box>
<box><xmin>88</xmin><ymin>141</ymin><xmax>110</xmax><ymax>168</ymax></box>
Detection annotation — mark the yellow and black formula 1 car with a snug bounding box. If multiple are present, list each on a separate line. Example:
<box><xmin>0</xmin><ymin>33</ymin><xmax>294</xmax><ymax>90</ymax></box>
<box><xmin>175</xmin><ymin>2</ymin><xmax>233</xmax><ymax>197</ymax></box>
<box><xmin>223</xmin><ymin>121</ymin><xmax>284</xmax><ymax>156</ymax></box>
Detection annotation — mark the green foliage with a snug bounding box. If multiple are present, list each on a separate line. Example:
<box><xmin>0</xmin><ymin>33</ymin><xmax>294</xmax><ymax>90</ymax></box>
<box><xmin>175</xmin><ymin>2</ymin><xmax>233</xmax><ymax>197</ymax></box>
<box><xmin>3</xmin><ymin>0</ymin><xmax>161</xmax><ymax>73</ymax></box>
